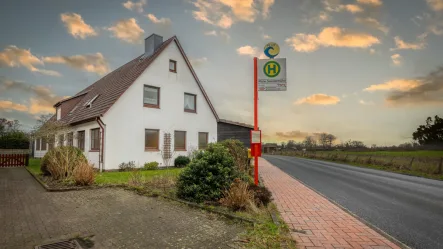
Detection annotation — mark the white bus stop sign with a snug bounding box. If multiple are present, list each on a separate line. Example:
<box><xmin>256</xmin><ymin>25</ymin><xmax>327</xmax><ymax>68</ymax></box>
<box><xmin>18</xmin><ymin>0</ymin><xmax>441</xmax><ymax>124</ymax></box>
<box><xmin>258</xmin><ymin>58</ymin><xmax>287</xmax><ymax>91</ymax></box>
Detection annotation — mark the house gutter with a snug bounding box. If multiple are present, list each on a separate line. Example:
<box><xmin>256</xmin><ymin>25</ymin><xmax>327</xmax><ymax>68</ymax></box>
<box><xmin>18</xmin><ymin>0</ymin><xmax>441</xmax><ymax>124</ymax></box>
<box><xmin>96</xmin><ymin>117</ymin><xmax>106</xmax><ymax>172</ymax></box>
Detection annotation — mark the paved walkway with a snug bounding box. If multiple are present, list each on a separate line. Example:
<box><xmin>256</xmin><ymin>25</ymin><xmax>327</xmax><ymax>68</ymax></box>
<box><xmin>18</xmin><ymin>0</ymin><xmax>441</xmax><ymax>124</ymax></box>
<box><xmin>259</xmin><ymin>158</ymin><xmax>401</xmax><ymax>249</ymax></box>
<box><xmin>0</xmin><ymin>167</ymin><xmax>244</xmax><ymax>249</ymax></box>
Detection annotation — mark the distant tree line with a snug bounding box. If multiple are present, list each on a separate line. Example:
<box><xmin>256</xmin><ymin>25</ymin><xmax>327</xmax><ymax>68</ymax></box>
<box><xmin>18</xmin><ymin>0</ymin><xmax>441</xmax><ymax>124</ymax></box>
<box><xmin>277</xmin><ymin>115</ymin><xmax>443</xmax><ymax>152</ymax></box>
<box><xmin>0</xmin><ymin>118</ymin><xmax>30</xmax><ymax>149</ymax></box>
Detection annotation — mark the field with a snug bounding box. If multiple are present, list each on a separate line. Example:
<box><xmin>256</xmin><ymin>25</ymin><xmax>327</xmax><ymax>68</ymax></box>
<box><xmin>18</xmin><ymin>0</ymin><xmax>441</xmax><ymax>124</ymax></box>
<box><xmin>335</xmin><ymin>150</ymin><xmax>443</xmax><ymax>158</ymax></box>
<box><xmin>274</xmin><ymin>150</ymin><xmax>443</xmax><ymax>180</ymax></box>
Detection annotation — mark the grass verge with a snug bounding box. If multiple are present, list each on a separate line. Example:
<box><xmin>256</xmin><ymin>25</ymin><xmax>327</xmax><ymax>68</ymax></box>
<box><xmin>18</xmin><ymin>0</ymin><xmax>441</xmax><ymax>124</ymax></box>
<box><xmin>239</xmin><ymin>203</ymin><xmax>296</xmax><ymax>248</ymax></box>
<box><xmin>28</xmin><ymin>158</ymin><xmax>42</xmax><ymax>175</ymax></box>
<box><xmin>276</xmin><ymin>154</ymin><xmax>443</xmax><ymax>181</ymax></box>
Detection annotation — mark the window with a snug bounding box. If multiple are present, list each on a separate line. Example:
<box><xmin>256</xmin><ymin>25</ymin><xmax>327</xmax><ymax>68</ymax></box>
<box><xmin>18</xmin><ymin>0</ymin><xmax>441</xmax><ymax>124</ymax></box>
<box><xmin>77</xmin><ymin>131</ymin><xmax>85</xmax><ymax>151</ymax></box>
<box><xmin>198</xmin><ymin>132</ymin><xmax>208</xmax><ymax>149</ymax></box>
<box><xmin>36</xmin><ymin>138</ymin><xmax>41</xmax><ymax>151</ymax></box>
<box><xmin>184</xmin><ymin>93</ymin><xmax>196</xmax><ymax>113</ymax></box>
<box><xmin>41</xmin><ymin>137</ymin><xmax>47</xmax><ymax>151</ymax></box>
<box><xmin>174</xmin><ymin>131</ymin><xmax>186</xmax><ymax>151</ymax></box>
<box><xmin>84</xmin><ymin>95</ymin><xmax>99</xmax><ymax>108</ymax></box>
<box><xmin>169</xmin><ymin>60</ymin><xmax>177</xmax><ymax>73</ymax></box>
<box><xmin>67</xmin><ymin>132</ymin><xmax>73</xmax><ymax>146</ymax></box>
<box><xmin>90</xmin><ymin>128</ymin><xmax>100</xmax><ymax>151</ymax></box>
<box><xmin>58</xmin><ymin>134</ymin><xmax>64</xmax><ymax>146</ymax></box>
<box><xmin>143</xmin><ymin>85</ymin><xmax>160</xmax><ymax>108</ymax></box>
<box><xmin>145</xmin><ymin>129</ymin><xmax>159</xmax><ymax>150</ymax></box>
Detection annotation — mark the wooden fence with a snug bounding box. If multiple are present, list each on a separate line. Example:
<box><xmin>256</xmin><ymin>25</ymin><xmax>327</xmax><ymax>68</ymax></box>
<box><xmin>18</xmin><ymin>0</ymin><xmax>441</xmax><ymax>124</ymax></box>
<box><xmin>0</xmin><ymin>154</ymin><xmax>29</xmax><ymax>167</ymax></box>
<box><xmin>272</xmin><ymin>151</ymin><xmax>443</xmax><ymax>176</ymax></box>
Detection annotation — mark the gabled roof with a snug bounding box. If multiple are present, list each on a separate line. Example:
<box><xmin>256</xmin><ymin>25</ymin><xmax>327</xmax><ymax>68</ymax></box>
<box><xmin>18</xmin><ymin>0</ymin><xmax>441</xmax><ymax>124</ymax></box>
<box><xmin>56</xmin><ymin>36</ymin><xmax>219</xmax><ymax>125</ymax></box>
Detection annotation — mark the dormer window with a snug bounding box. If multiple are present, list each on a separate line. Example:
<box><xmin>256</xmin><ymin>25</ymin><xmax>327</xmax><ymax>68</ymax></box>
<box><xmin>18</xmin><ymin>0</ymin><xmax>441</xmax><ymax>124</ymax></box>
<box><xmin>169</xmin><ymin>60</ymin><xmax>177</xmax><ymax>73</ymax></box>
<box><xmin>84</xmin><ymin>95</ymin><xmax>99</xmax><ymax>108</ymax></box>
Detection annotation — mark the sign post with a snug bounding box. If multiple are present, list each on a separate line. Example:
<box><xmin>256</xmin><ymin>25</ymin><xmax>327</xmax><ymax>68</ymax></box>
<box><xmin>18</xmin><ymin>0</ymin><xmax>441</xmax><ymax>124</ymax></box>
<box><xmin>252</xmin><ymin>42</ymin><xmax>286</xmax><ymax>186</ymax></box>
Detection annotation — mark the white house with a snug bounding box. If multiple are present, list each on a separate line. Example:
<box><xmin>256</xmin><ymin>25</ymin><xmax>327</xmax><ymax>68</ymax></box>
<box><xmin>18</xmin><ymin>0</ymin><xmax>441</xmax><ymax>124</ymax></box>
<box><xmin>33</xmin><ymin>34</ymin><xmax>219</xmax><ymax>170</ymax></box>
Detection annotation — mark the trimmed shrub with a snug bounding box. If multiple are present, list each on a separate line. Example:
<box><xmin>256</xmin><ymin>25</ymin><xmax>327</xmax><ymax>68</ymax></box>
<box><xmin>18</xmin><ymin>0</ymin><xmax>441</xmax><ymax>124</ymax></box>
<box><xmin>174</xmin><ymin>156</ymin><xmax>190</xmax><ymax>168</ymax></box>
<box><xmin>176</xmin><ymin>143</ymin><xmax>237</xmax><ymax>203</ymax></box>
<box><xmin>45</xmin><ymin>146</ymin><xmax>87</xmax><ymax>180</ymax></box>
<box><xmin>118</xmin><ymin>161</ymin><xmax>136</xmax><ymax>172</ymax></box>
<box><xmin>0</xmin><ymin>131</ymin><xmax>29</xmax><ymax>149</ymax></box>
<box><xmin>40</xmin><ymin>153</ymin><xmax>51</xmax><ymax>176</ymax></box>
<box><xmin>248</xmin><ymin>184</ymin><xmax>272</xmax><ymax>207</ymax></box>
<box><xmin>73</xmin><ymin>162</ymin><xmax>95</xmax><ymax>186</ymax></box>
<box><xmin>220</xmin><ymin>178</ymin><xmax>254</xmax><ymax>211</ymax></box>
<box><xmin>220</xmin><ymin>139</ymin><xmax>249</xmax><ymax>173</ymax></box>
<box><xmin>144</xmin><ymin>161</ymin><xmax>159</xmax><ymax>170</ymax></box>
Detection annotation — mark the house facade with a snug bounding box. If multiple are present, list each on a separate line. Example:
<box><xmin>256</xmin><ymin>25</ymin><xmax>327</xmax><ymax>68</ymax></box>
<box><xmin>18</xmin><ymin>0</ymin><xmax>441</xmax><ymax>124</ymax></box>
<box><xmin>34</xmin><ymin>34</ymin><xmax>219</xmax><ymax>170</ymax></box>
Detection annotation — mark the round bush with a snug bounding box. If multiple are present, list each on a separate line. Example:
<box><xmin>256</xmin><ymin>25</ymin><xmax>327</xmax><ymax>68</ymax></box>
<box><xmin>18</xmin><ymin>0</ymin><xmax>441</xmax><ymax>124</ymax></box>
<box><xmin>144</xmin><ymin>161</ymin><xmax>159</xmax><ymax>170</ymax></box>
<box><xmin>40</xmin><ymin>153</ymin><xmax>51</xmax><ymax>176</ymax></box>
<box><xmin>174</xmin><ymin>156</ymin><xmax>191</xmax><ymax>168</ymax></box>
<box><xmin>43</xmin><ymin>146</ymin><xmax>87</xmax><ymax>180</ymax></box>
<box><xmin>176</xmin><ymin>143</ymin><xmax>238</xmax><ymax>203</ymax></box>
<box><xmin>220</xmin><ymin>139</ymin><xmax>249</xmax><ymax>173</ymax></box>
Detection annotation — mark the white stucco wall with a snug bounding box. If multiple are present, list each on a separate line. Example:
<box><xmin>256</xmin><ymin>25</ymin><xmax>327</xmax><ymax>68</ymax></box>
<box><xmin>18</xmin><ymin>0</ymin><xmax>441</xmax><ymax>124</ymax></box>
<box><xmin>33</xmin><ymin>121</ymin><xmax>101</xmax><ymax>168</ymax></box>
<box><xmin>102</xmin><ymin>41</ymin><xmax>218</xmax><ymax>170</ymax></box>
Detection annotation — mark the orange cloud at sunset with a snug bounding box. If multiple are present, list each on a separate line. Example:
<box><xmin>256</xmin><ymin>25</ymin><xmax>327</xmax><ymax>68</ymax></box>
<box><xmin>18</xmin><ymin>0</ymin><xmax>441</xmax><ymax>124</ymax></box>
<box><xmin>294</xmin><ymin>94</ymin><xmax>341</xmax><ymax>105</ymax></box>
<box><xmin>60</xmin><ymin>13</ymin><xmax>97</xmax><ymax>39</ymax></box>
<box><xmin>364</xmin><ymin>79</ymin><xmax>422</xmax><ymax>92</ymax></box>
<box><xmin>286</xmin><ymin>27</ymin><xmax>380</xmax><ymax>52</ymax></box>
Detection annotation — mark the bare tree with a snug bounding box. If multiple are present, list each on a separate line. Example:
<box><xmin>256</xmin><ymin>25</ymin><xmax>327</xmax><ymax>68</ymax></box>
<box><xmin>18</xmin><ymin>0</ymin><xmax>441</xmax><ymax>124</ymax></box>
<box><xmin>303</xmin><ymin>136</ymin><xmax>317</xmax><ymax>150</ymax></box>
<box><xmin>326</xmin><ymin>134</ymin><xmax>337</xmax><ymax>148</ymax></box>
<box><xmin>318</xmin><ymin>133</ymin><xmax>328</xmax><ymax>148</ymax></box>
<box><xmin>32</xmin><ymin>114</ymin><xmax>73</xmax><ymax>148</ymax></box>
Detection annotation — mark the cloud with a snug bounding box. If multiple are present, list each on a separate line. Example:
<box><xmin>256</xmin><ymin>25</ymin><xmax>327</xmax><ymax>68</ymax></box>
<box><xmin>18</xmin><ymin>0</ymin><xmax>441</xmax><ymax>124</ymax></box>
<box><xmin>60</xmin><ymin>13</ymin><xmax>97</xmax><ymax>40</ymax></box>
<box><xmin>0</xmin><ymin>100</ymin><xmax>28</xmax><ymax>112</ymax></box>
<box><xmin>392</xmin><ymin>36</ymin><xmax>426</xmax><ymax>50</ymax></box>
<box><xmin>146</xmin><ymin>14</ymin><xmax>172</xmax><ymax>26</ymax></box>
<box><xmin>391</xmin><ymin>54</ymin><xmax>402</xmax><ymax>66</ymax></box>
<box><xmin>0</xmin><ymin>45</ymin><xmax>61</xmax><ymax>76</ymax></box>
<box><xmin>385</xmin><ymin>67</ymin><xmax>443</xmax><ymax>106</ymax></box>
<box><xmin>261</xmin><ymin>0</ymin><xmax>275</xmax><ymax>18</ymax></box>
<box><xmin>220</xmin><ymin>31</ymin><xmax>231</xmax><ymax>42</ymax></box>
<box><xmin>359</xmin><ymin>100</ymin><xmax>375</xmax><ymax>105</ymax></box>
<box><xmin>357</xmin><ymin>0</ymin><xmax>382</xmax><ymax>6</ymax></box>
<box><xmin>43</xmin><ymin>53</ymin><xmax>110</xmax><ymax>75</ymax></box>
<box><xmin>343</xmin><ymin>4</ymin><xmax>363</xmax><ymax>13</ymax></box>
<box><xmin>364</xmin><ymin>79</ymin><xmax>422</xmax><ymax>92</ymax></box>
<box><xmin>294</xmin><ymin>93</ymin><xmax>341</xmax><ymax>105</ymax></box>
<box><xmin>303</xmin><ymin>11</ymin><xmax>330</xmax><ymax>24</ymax></box>
<box><xmin>369</xmin><ymin>48</ymin><xmax>376</xmax><ymax>54</ymax></box>
<box><xmin>122</xmin><ymin>0</ymin><xmax>147</xmax><ymax>13</ymax></box>
<box><xmin>190</xmin><ymin>57</ymin><xmax>208</xmax><ymax>66</ymax></box>
<box><xmin>190</xmin><ymin>0</ymin><xmax>274</xmax><ymax>28</ymax></box>
<box><xmin>355</xmin><ymin>17</ymin><xmax>389</xmax><ymax>34</ymax></box>
<box><xmin>275</xmin><ymin>130</ymin><xmax>310</xmax><ymax>140</ymax></box>
<box><xmin>263</xmin><ymin>34</ymin><xmax>271</xmax><ymax>40</ymax></box>
<box><xmin>204</xmin><ymin>30</ymin><xmax>218</xmax><ymax>36</ymax></box>
<box><xmin>107</xmin><ymin>18</ymin><xmax>144</xmax><ymax>44</ymax></box>
<box><xmin>0</xmin><ymin>79</ymin><xmax>64</xmax><ymax>114</ymax></box>
<box><xmin>236</xmin><ymin>45</ymin><xmax>259</xmax><ymax>57</ymax></box>
<box><xmin>427</xmin><ymin>0</ymin><xmax>443</xmax><ymax>12</ymax></box>
<box><xmin>285</xmin><ymin>27</ymin><xmax>380</xmax><ymax>52</ymax></box>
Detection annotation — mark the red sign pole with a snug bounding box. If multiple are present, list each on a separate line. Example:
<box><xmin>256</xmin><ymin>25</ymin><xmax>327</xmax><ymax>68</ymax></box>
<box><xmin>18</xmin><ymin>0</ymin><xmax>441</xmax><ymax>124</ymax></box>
<box><xmin>253</xmin><ymin>57</ymin><xmax>259</xmax><ymax>186</ymax></box>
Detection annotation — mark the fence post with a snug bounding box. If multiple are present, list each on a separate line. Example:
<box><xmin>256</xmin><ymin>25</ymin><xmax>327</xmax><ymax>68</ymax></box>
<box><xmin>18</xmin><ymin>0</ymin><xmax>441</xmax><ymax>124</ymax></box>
<box><xmin>438</xmin><ymin>157</ymin><xmax>443</xmax><ymax>175</ymax></box>
<box><xmin>25</xmin><ymin>154</ymin><xmax>29</xmax><ymax>166</ymax></box>
<box><xmin>409</xmin><ymin>157</ymin><xmax>415</xmax><ymax>170</ymax></box>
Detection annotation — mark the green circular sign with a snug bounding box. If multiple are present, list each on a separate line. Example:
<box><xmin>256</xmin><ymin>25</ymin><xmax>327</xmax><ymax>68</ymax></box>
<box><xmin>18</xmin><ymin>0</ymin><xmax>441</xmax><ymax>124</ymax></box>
<box><xmin>263</xmin><ymin>61</ymin><xmax>281</xmax><ymax>78</ymax></box>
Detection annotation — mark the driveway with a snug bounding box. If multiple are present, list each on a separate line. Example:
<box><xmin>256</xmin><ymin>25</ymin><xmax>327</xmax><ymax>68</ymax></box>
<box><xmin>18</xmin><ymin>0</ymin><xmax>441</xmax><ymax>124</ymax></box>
<box><xmin>0</xmin><ymin>167</ymin><xmax>244</xmax><ymax>249</ymax></box>
<box><xmin>263</xmin><ymin>155</ymin><xmax>443</xmax><ymax>249</ymax></box>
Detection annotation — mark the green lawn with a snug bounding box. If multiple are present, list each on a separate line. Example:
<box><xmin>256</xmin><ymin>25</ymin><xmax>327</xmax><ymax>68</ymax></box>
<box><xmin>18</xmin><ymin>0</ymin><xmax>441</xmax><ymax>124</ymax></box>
<box><xmin>95</xmin><ymin>168</ymin><xmax>183</xmax><ymax>185</ymax></box>
<box><xmin>27</xmin><ymin>158</ymin><xmax>183</xmax><ymax>185</ymax></box>
<box><xmin>328</xmin><ymin>150</ymin><xmax>443</xmax><ymax>158</ymax></box>
<box><xmin>28</xmin><ymin>158</ymin><xmax>42</xmax><ymax>175</ymax></box>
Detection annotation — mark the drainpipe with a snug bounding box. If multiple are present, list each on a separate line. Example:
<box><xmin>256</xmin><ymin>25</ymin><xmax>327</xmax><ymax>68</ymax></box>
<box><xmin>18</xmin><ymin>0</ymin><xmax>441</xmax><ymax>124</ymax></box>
<box><xmin>96</xmin><ymin>117</ymin><xmax>106</xmax><ymax>172</ymax></box>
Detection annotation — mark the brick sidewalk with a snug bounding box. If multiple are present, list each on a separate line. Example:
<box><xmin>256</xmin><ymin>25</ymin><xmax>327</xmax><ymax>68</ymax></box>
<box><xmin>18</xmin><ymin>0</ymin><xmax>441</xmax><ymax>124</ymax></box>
<box><xmin>259</xmin><ymin>158</ymin><xmax>402</xmax><ymax>249</ymax></box>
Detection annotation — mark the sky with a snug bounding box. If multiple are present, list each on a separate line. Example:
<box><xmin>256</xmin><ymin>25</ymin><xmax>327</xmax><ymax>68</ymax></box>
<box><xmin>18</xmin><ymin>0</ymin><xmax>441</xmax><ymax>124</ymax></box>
<box><xmin>1</xmin><ymin>0</ymin><xmax>443</xmax><ymax>146</ymax></box>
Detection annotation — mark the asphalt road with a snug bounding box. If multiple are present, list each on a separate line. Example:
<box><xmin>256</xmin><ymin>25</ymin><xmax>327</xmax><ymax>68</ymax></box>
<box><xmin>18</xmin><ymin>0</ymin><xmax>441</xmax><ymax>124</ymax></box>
<box><xmin>263</xmin><ymin>155</ymin><xmax>443</xmax><ymax>249</ymax></box>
